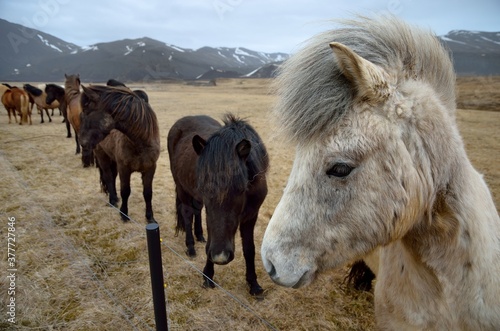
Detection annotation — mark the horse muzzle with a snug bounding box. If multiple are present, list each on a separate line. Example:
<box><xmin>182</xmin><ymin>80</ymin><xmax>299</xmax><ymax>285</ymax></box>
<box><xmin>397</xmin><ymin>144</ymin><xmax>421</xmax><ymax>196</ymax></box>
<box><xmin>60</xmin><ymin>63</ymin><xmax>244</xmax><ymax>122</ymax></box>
<box><xmin>209</xmin><ymin>249</ymin><xmax>234</xmax><ymax>265</ymax></box>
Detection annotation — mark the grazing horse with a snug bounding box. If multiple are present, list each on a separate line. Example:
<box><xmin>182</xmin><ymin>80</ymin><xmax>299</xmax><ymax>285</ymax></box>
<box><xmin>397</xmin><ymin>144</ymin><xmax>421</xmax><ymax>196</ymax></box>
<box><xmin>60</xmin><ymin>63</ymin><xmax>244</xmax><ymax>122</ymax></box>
<box><xmin>260</xmin><ymin>16</ymin><xmax>500</xmax><ymax>330</ymax></box>
<box><xmin>168</xmin><ymin>114</ymin><xmax>268</xmax><ymax>296</ymax></box>
<box><xmin>45</xmin><ymin>84</ymin><xmax>70</xmax><ymax>137</ymax></box>
<box><xmin>79</xmin><ymin>85</ymin><xmax>160</xmax><ymax>223</ymax></box>
<box><xmin>1</xmin><ymin>86</ymin><xmax>30</xmax><ymax>124</ymax></box>
<box><xmin>64</xmin><ymin>74</ymin><xmax>85</xmax><ymax>159</ymax></box>
<box><xmin>23</xmin><ymin>84</ymin><xmax>59</xmax><ymax>123</ymax></box>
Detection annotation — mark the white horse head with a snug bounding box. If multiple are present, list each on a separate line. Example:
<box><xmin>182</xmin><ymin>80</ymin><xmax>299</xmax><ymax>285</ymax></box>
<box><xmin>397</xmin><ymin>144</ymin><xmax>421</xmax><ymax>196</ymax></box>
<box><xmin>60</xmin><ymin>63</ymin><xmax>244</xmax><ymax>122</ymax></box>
<box><xmin>261</xmin><ymin>16</ymin><xmax>500</xmax><ymax>330</ymax></box>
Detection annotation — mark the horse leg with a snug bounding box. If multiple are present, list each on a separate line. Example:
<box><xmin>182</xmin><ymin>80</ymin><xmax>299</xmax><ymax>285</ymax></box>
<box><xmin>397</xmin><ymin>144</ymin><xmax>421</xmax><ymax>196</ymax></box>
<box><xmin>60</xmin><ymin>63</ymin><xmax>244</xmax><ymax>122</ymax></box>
<box><xmin>240</xmin><ymin>216</ymin><xmax>263</xmax><ymax>296</ymax></box>
<box><xmin>192</xmin><ymin>200</ymin><xmax>205</xmax><ymax>242</ymax></box>
<box><xmin>118</xmin><ymin>168</ymin><xmax>132</xmax><ymax>221</ymax></box>
<box><xmin>65</xmin><ymin>119</ymin><xmax>71</xmax><ymax>138</ymax></box>
<box><xmin>45</xmin><ymin>108</ymin><xmax>52</xmax><ymax>122</ymax></box>
<box><xmin>141</xmin><ymin>166</ymin><xmax>156</xmax><ymax>223</ymax></box>
<box><xmin>75</xmin><ymin>131</ymin><xmax>81</xmax><ymax>154</ymax></box>
<box><xmin>179</xmin><ymin>199</ymin><xmax>197</xmax><ymax>257</ymax></box>
<box><xmin>62</xmin><ymin>106</ymin><xmax>71</xmax><ymax>132</ymax></box>
<box><xmin>7</xmin><ymin>109</ymin><xmax>13</xmax><ymax>124</ymax></box>
<box><xmin>38</xmin><ymin>106</ymin><xmax>44</xmax><ymax>123</ymax></box>
<box><xmin>202</xmin><ymin>258</ymin><xmax>216</xmax><ymax>289</ymax></box>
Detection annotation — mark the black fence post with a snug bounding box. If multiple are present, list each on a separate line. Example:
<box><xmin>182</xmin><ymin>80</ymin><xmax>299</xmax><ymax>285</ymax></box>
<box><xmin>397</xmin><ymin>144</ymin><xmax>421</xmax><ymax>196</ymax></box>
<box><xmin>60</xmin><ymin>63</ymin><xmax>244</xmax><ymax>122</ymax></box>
<box><xmin>146</xmin><ymin>223</ymin><xmax>168</xmax><ymax>331</ymax></box>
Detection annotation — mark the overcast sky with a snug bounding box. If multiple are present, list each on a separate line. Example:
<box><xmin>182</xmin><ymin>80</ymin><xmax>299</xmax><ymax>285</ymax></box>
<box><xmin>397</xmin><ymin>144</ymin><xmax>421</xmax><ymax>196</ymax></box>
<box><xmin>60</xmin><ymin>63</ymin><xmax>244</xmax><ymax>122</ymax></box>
<box><xmin>1</xmin><ymin>0</ymin><xmax>499</xmax><ymax>53</ymax></box>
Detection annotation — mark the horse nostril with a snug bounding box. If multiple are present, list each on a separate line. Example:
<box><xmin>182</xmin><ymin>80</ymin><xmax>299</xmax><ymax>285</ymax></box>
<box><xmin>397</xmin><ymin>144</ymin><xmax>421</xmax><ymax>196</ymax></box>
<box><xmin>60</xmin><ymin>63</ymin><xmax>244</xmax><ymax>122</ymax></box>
<box><xmin>268</xmin><ymin>263</ymin><xmax>277</xmax><ymax>278</ymax></box>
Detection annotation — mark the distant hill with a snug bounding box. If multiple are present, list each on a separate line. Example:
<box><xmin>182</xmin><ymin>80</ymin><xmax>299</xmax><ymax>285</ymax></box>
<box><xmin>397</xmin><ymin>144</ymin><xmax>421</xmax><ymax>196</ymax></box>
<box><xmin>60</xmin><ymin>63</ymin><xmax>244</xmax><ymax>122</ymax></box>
<box><xmin>1</xmin><ymin>18</ymin><xmax>499</xmax><ymax>81</ymax></box>
<box><xmin>440</xmin><ymin>30</ymin><xmax>500</xmax><ymax>76</ymax></box>
<box><xmin>0</xmin><ymin>18</ymin><xmax>288</xmax><ymax>82</ymax></box>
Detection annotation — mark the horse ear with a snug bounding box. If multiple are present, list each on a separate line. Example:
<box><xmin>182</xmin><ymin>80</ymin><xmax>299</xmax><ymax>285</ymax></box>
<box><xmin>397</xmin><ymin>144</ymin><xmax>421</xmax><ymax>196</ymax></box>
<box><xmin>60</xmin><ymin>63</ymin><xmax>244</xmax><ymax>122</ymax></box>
<box><xmin>192</xmin><ymin>135</ymin><xmax>207</xmax><ymax>155</ymax></box>
<box><xmin>236</xmin><ymin>139</ymin><xmax>251</xmax><ymax>160</ymax></box>
<box><xmin>329</xmin><ymin>42</ymin><xmax>391</xmax><ymax>102</ymax></box>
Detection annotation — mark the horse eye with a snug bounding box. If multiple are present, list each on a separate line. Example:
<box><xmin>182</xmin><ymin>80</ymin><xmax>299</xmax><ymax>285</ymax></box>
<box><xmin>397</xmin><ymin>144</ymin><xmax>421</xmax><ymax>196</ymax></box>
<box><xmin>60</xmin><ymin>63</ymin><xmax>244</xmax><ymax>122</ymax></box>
<box><xmin>326</xmin><ymin>163</ymin><xmax>354</xmax><ymax>178</ymax></box>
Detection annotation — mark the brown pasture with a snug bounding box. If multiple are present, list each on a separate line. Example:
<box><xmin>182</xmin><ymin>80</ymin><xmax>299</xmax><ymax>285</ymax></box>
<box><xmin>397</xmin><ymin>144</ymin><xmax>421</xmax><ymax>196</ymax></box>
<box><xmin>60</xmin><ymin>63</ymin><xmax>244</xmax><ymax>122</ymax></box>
<box><xmin>0</xmin><ymin>77</ymin><xmax>498</xmax><ymax>330</ymax></box>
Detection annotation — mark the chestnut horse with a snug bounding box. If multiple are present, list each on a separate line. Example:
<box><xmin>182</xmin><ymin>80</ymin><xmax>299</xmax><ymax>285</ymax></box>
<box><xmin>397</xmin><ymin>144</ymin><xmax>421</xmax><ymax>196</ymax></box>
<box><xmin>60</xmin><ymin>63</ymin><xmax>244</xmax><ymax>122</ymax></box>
<box><xmin>79</xmin><ymin>85</ymin><xmax>160</xmax><ymax>223</ymax></box>
<box><xmin>1</xmin><ymin>86</ymin><xmax>30</xmax><ymax>124</ymax></box>
<box><xmin>64</xmin><ymin>74</ymin><xmax>90</xmax><ymax>166</ymax></box>
<box><xmin>168</xmin><ymin>114</ymin><xmax>268</xmax><ymax>296</ymax></box>
<box><xmin>261</xmin><ymin>16</ymin><xmax>500</xmax><ymax>330</ymax></box>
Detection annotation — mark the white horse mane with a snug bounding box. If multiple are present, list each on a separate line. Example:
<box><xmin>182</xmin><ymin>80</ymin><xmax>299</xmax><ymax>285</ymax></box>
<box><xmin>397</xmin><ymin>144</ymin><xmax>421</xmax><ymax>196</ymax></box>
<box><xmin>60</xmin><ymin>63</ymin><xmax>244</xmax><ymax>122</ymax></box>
<box><xmin>273</xmin><ymin>15</ymin><xmax>456</xmax><ymax>144</ymax></box>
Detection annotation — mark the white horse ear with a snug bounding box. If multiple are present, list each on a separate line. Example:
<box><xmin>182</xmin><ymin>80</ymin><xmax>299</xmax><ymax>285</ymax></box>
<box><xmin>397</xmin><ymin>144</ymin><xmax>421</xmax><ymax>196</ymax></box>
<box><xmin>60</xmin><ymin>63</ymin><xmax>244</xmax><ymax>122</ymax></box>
<box><xmin>329</xmin><ymin>42</ymin><xmax>391</xmax><ymax>102</ymax></box>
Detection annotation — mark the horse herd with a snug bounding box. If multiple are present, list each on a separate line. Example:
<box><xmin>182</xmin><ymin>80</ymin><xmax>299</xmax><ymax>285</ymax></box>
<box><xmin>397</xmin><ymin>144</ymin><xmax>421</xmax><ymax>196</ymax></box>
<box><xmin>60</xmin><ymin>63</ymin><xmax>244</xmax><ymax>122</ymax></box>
<box><xmin>2</xmin><ymin>16</ymin><xmax>499</xmax><ymax>330</ymax></box>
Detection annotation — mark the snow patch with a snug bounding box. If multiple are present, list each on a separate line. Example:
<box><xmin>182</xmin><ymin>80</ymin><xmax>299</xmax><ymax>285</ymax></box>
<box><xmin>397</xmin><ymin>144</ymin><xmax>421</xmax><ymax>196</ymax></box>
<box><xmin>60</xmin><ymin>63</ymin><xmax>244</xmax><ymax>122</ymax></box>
<box><xmin>37</xmin><ymin>34</ymin><xmax>62</xmax><ymax>52</ymax></box>
<box><xmin>82</xmin><ymin>45</ymin><xmax>99</xmax><ymax>51</ymax></box>
<box><xmin>232</xmin><ymin>54</ymin><xmax>245</xmax><ymax>64</ymax></box>
<box><xmin>166</xmin><ymin>43</ymin><xmax>185</xmax><ymax>52</ymax></box>
<box><xmin>480</xmin><ymin>36</ymin><xmax>500</xmax><ymax>45</ymax></box>
<box><xmin>440</xmin><ymin>36</ymin><xmax>467</xmax><ymax>45</ymax></box>
<box><xmin>124</xmin><ymin>45</ymin><xmax>133</xmax><ymax>56</ymax></box>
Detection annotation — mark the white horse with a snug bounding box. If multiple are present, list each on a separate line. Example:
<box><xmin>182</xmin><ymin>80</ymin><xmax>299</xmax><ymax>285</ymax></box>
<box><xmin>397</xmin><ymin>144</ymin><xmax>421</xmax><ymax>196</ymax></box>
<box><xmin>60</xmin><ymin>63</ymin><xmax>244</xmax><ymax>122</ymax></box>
<box><xmin>261</xmin><ymin>16</ymin><xmax>500</xmax><ymax>330</ymax></box>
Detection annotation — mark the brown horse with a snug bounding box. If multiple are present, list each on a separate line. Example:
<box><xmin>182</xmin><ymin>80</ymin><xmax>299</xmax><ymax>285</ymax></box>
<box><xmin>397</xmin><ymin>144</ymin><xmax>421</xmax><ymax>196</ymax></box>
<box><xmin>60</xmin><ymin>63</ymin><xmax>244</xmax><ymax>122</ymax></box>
<box><xmin>79</xmin><ymin>85</ymin><xmax>160</xmax><ymax>223</ymax></box>
<box><xmin>1</xmin><ymin>86</ymin><xmax>30</xmax><ymax>125</ymax></box>
<box><xmin>168</xmin><ymin>114</ymin><xmax>269</xmax><ymax>296</ymax></box>
<box><xmin>64</xmin><ymin>74</ymin><xmax>84</xmax><ymax>158</ymax></box>
<box><xmin>23</xmin><ymin>84</ymin><xmax>59</xmax><ymax>123</ymax></box>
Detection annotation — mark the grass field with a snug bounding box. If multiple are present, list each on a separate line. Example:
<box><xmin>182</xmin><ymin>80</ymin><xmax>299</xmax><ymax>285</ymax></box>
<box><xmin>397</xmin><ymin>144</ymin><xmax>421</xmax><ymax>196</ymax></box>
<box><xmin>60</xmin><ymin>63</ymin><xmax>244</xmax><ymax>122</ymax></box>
<box><xmin>0</xmin><ymin>77</ymin><xmax>498</xmax><ymax>330</ymax></box>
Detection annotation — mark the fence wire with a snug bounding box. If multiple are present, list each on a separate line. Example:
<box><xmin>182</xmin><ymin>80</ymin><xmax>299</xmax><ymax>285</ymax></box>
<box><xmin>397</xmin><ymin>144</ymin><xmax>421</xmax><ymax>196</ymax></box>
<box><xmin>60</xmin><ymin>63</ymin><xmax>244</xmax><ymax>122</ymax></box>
<box><xmin>1</xmin><ymin>130</ymin><xmax>277</xmax><ymax>330</ymax></box>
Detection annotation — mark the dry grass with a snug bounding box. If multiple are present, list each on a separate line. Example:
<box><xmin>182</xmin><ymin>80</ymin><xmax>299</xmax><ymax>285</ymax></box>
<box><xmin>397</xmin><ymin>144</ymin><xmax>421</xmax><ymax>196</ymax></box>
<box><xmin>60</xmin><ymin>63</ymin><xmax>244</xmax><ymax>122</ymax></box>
<box><xmin>0</xmin><ymin>78</ymin><xmax>498</xmax><ymax>330</ymax></box>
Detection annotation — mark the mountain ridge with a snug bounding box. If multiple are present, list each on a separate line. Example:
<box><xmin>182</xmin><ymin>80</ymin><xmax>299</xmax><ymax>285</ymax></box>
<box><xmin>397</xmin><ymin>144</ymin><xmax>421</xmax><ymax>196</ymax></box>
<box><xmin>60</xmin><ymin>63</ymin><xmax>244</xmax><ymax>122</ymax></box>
<box><xmin>1</xmin><ymin>18</ymin><xmax>499</xmax><ymax>81</ymax></box>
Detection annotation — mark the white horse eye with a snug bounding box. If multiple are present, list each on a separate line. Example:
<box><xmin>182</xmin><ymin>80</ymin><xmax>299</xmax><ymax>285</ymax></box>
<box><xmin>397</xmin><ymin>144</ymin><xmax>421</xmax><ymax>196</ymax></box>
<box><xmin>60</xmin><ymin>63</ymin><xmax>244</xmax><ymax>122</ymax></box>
<box><xmin>326</xmin><ymin>163</ymin><xmax>354</xmax><ymax>178</ymax></box>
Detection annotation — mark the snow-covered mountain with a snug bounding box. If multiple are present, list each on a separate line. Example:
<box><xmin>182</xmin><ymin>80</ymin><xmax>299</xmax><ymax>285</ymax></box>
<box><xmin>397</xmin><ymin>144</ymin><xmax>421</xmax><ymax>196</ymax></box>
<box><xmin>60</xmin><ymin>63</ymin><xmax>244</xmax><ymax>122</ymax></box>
<box><xmin>438</xmin><ymin>31</ymin><xmax>500</xmax><ymax>75</ymax></box>
<box><xmin>0</xmin><ymin>18</ymin><xmax>288</xmax><ymax>81</ymax></box>
<box><xmin>1</xmin><ymin>18</ymin><xmax>499</xmax><ymax>81</ymax></box>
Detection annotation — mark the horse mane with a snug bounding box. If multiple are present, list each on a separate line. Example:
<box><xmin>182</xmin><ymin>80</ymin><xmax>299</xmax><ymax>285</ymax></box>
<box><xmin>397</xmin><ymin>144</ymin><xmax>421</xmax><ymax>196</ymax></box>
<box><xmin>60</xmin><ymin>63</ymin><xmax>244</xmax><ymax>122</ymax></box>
<box><xmin>273</xmin><ymin>15</ymin><xmax>456</xmax><ymax>144</ymax></box>
<box><xmin>106</xmin><ymin>79</ymin><xmax>127</xmax><ymax>87</ymax></box>
<box><xmin>85</xmin><ymin>85</ymin><xmax>159</xmax><ymax>143</ymax></box>
<box><xmin>24</xmin><ymin>83</ymin><xmax>42</xmax><ymax>97</ymax></box>
<box><xmin>196</xmin><ymin>114</ymin><xmax>269</xmax><ymax>202</ymax></box>
<box><xmin>45</xmin><ymin>83</ymin><xmax>64</xmax><ymax>93</ymax></box>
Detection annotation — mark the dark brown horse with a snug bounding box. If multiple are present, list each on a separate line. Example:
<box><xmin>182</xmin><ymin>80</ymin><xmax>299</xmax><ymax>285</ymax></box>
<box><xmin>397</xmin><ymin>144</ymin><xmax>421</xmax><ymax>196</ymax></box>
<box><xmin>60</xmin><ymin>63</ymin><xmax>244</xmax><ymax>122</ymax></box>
<box><xmin>45</xmin><ymin>84</ymin><xmax>70</xmax><ymax>136</ymax></box>
<box><xmin>168</xmin><ymin>114</ymin><xmax>268</xmax><ymax>296</ymax></box>
<box><xmin>79</xmin><ymin>85</ymin><xmax>160</xmax><ymax>223</ymax></box>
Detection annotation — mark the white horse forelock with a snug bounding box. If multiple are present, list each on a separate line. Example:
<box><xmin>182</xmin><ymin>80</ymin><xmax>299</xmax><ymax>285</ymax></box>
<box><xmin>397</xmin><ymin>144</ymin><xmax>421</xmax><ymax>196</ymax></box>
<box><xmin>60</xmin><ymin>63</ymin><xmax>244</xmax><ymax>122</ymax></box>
<box><xmin>272</xmin><ymin>15</ymin><xmax>456</xmax><ymax>145</ymax></box>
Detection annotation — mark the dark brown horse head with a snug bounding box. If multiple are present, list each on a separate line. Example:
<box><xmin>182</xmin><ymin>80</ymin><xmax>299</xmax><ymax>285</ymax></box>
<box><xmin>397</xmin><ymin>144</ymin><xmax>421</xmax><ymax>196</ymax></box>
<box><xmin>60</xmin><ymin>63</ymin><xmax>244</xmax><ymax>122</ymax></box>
<box><xmin>79</xmin><ymin>86</ymin><xmax>115</xmax><ymax>158</ymax></box>
<box><xmin>193</xmin><ymin>114</ymin><xmax>268</xmax><ymax>265</ymax></box>
<box><xmin>45</xmin><ymin>84</ymin><xmax>64</xmax><ymax>104</ymax></box>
